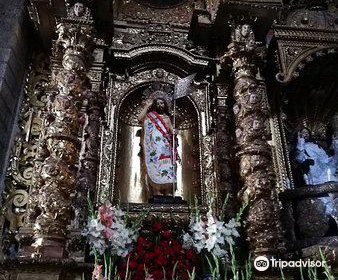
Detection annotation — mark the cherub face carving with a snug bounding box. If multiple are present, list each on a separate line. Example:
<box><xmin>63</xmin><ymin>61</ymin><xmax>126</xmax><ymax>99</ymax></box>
<box><xmin>249</xmin><ymin>93</ymin><xmax>259</xmax><ymax>104</ymax></box>
<box><xmin>235</xmin><ymin>128</ymin><xmax>243</xmax><ymax>139</ymax></box>
<box><xmin>74</xmin><ymin>2</ymin><xmax>85</xmax><ymax>17</ymax></box>
<box><xmin>241</xmin><ymin>24</ymin><xmax>250</xmax><ymax>37</ymax></box>
<box><xmin>252</xmin><ymin>119</ymin><xmax>262</xmax><ymax>130</ymax></box>
<box><xmin>233</xmin><ymin>104</ymin><xmax>240</xmax><ymax>115</ymax></box>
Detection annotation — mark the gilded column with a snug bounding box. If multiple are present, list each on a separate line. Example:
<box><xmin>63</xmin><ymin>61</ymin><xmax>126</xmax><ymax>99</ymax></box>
<box><xmin>32</xmin><ymin>3</ymin><xmax>95</xmax><ymax>258</ymax></box>
<box><xmin>215</xmin><ymin>82</ymin><xmax>236</xmax><ymax>217</ymax></box>
<box><xmin>76</xmin><ymin>90</ymin><xmax>103</xmax><ymax>218</ymax></box>
<box><xmin>223</xmin><ymin>25</ymin><xmax>285</xmax><ymax>256</ymax></box>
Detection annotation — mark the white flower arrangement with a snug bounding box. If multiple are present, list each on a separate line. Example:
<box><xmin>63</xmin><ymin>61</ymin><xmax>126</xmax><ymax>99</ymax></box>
<box><xmin>82</xmin><ymin>202</ymin><xmax>138</xmax><ymax>257</ymax></box>
<box><xmin>182</xmin><ymin>198</ymin><xmax>241</xmax><ymax>259</ymax></box>
<box><xmin>110</xmin><ymin>215</ymin><xmax>137</xmax><ymax>257</ymax></box>
<box><xmin>83</xmin><ymin>218</ymin><xmax>108</xmax><ymax>255</ymax></box>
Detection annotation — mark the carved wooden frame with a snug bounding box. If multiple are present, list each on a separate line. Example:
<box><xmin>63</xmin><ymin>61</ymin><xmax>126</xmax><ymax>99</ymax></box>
<box><xmin>96</xmin><ymin>49</ymin><xmax>217</xmax><ymax>208</ymax></box>
<box><xmin>272</xmin><ymin>25</ymin><xmax>338</xmax><ymax>192</ymax></box>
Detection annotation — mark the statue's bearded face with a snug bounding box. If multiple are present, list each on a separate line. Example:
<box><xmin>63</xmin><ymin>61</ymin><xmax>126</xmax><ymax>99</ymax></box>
<box><xmin>300</xmin><ymin>128</ymin><xmax>310</xmax><ymax>141</ymax></box>
<box><xmin>155</xmin><ymin>99</ymin><xmax>165</xmax><ymax>113</ymax></box>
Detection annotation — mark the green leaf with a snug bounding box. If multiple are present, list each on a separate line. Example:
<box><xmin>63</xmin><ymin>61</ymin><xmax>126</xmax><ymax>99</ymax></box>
<box><xmin>236</xmin><ymin>196</ymin><xmax>250</xmax><ymax>223</ymax></box>
<box><xmin>187</xmin><ymin>267</ymin><xmax>196</xmax><ymax>280</ymax></box>
<box><xmin>300</xmin><ymin>266</ymin><xmax>304</xmax><ymax>280</ymax></box>
<box><xmin>172</xmin><ymin>261</ymin><xmax>178</xmax><ymax>279</ymax></box>
<box><xmin>87</xmin><ymin>192</ymin><xmax>95</xmax><ymax>218</ymax></box>
<box><xmin>319</xmin><ymin>247</ymin><xmax>335</xmax><ymax>280</ymax></box>
<box><xmin>280</xmin><ymin>266</ymin><xmax>286</xmax><ymax>280</ymax></box>
<box><xmin>220</xmin><ymin>193</ymin><xmax>230</xmax><ymax>222</ymax></box>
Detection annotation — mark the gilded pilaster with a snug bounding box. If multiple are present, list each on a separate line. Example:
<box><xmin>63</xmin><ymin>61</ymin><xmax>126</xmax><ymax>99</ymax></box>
<box><xmin>215</xmin><ymin>82</ymin><xmax>236</xmax><ymax>217</ymax></box>
<box><xmin>31</xmin><ymin>3</ymin><xmax>95</xmax><ymax>258</ymax></box>
<box><xmin>223</xmin><ymin>25</ymin><xmax>285</xmax><ymax>256</ymax></box>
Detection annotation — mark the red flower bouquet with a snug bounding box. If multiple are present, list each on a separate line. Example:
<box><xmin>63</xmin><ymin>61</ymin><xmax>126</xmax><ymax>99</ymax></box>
<box><xmin>119</xmin><ymin>221</ymin><xmax>197</xmax><ymax>280</ymax></box>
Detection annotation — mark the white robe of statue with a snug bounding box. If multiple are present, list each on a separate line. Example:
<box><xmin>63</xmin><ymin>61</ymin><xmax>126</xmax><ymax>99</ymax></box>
<box><xmin>296</xmin><ymin>137</ymin><xmax>338</xmax><ymax>215</ymax></box>
<box><xmin>296</xmin><ymin>138</ymin><xmax>338</xmax><ymax>185</ymax></box>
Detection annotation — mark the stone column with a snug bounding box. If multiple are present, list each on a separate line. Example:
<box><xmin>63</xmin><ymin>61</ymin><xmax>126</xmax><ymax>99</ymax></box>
<box><xmin>32</xmin><ymin>3</ymin><xmax>95</xmax><ymax>258</ymax></box>
<box><xmin>223</xmin><ymin>24</ymin><xmax>285</xmax><ymax>256</ymax></box>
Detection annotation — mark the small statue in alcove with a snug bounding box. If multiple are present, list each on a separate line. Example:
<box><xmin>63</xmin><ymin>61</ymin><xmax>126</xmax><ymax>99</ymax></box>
<box><xmin>295</xmin><ymin>127</ymin><xmax>338</xmax><ymax>185</ymax></box>
<box><xmin>68</xmin><ymin>1</ymin><xmax>91</xmax><ymax>20</ymax></box>
<box><xmin>73</xmin><ymin>2</ymin><xmax>85</xmax><ymax>17</ymax></box>
<box><xmin>232</xmin><ymin>24</ymin><xmax>255</xmax><ymax>51</ymax></box>
<box><xmin>294</xmin><ymin>127</ymin><xmax>338</xmax><ymax>228</ymax></box>
<box><xmin>138</xmin><ymin>93</ymin><xmax>181</xmax><ymax>203</ymax></box>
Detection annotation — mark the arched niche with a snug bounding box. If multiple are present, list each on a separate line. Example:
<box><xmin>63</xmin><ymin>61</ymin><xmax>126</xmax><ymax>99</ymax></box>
<box><xmin>273</xmin><ymin>52</ymin><xmax>338</xmax><ymax>244</ymax></box>
<box><xmin>273</xmin><ymin>52</ymin><xmax>338</xmax><ymax>190</ymax></box>
<box><xmin>114</xmin><ymin>83</ymin><xmax>201</xmax><ymax>203</ymax></box>
<box><xmin>96</xmin><ymin>67</ymin><xmax>213</xmax><ymax>206</ymax></box>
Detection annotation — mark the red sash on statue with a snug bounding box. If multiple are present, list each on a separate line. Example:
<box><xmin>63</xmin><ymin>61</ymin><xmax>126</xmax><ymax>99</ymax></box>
<box><xmin>146</xmin><ymin>111</ymin><xmax>180</xmax><ymax>162</ymax></box>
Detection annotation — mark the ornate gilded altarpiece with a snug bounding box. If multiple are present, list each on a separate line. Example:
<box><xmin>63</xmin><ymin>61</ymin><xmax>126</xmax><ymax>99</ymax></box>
<box><xmin>1</xmin><ymin>0</ymin><xmax>338</xmax><ymax>279</ymax></box>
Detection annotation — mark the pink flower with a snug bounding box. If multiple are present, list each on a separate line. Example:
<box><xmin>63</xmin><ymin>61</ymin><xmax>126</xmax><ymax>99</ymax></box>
<box><xmin>93</xmin><ymin>265</ymin><xmax>103</xmax><ymax>280</ymax></box>
<box><xmin>103</xmin><ymin>228</ymin><xmax>114</xmax><ymax>240</ymax></box>
<box><xmin>99</xmin><ymin>204</ymin><xmax>114</xmax><ymax>227</ymax></box>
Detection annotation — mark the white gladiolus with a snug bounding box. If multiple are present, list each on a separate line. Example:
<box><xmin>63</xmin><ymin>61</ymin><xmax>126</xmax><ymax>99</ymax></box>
<box><xmin>182</xmin><ymin>233</ymin><xmax>194</xmax><ymax>249</ymax></box>
<box><xmin>83</xmin><ymin>204</ymin><xmax>139</xmax><ymax>258</ymax></box>
<box><xmin>110</xmin><ymin>219</ymin><xmax>135</xmax><ymax>257</ymax></box>
<box><xmin>82</xmin><ymin>218</ymin><xmax>108</xmax><ymax>255</ymax></box>
<box><xmin>182</xmin><ymin>208</ymin><xmax>240</xmax><ymax>258</ymax></box>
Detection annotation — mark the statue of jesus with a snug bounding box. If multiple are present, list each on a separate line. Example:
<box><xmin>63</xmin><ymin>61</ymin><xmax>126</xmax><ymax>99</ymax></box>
<box><xmin>138</xmin><ymin>96</ymin><xmax>179</xmax><ymax>197</ymax></box>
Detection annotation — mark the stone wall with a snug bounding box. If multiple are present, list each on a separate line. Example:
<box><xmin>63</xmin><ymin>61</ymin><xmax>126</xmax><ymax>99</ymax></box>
<box><xmin>0</xmin><ymin>0</ymin><xmax>32</xmax><ymax>189</ymax></box>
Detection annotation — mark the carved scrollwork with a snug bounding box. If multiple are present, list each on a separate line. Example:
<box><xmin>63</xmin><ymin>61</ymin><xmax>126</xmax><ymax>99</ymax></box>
<box><xmin>215</xmin><ymin>83</ymin><xmax>235</xmax><ymax>215</ymax></box>
<box><xmin>2</xmin><ymin>189</ymin><xmax>29</xmax><ymax>233</ymax></box>
<box><xmin>96</xmin><ymin>129</ymin><xmax>115</xmax><ymax>204</ymax></box>
<box><xmin>1</xmin><ymin>54</ymin><xmax>50</xmax><ymax>258</ymax></box>
<box><xmin>286</xmin><ymin>8</ymin><xmax>338</xmax><ymax>31</ymax></box>
<box><xmin>112</xmin><ymin>27</ymin><xmax>208</xmax><ymax>57</ymax></box>
<box><xmin>113</xmin><ymin>0</ymin><xmax>204</xmax><ymax>26</ymax></box>
<box><xmin>73</xmin><ymin>85</ymin><xmax>105</xmax><ymax>234</ymax></box>
<box><xmin>202</xmin><ymin>134</ymin><xmax>217</xmax><ymax>200</ymax></box>
<box><xmin>270</xmin><ymin>115</ymin><xmax>293</xmax><ymax>192</ymax></box>
<box><xmin>109</xmin><ymin>69</ymin><xmax>177</xmax><ymax>106</ymax></box>
<box><xmin>274</xmin><ymin>25</ymin><xmax>338</xmax><ymax>83</ymax></box>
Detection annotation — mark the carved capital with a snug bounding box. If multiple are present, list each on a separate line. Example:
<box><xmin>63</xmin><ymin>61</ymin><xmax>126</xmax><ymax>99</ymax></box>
<box><xmin>222</xmin><ymin>24</ymin><xmax>267</xmax><ymax>80</ymax></box>
<box><xmin>54</xmin><ymin>3</ymin><xmax>94</xmax><ymax>72</ymax></box>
